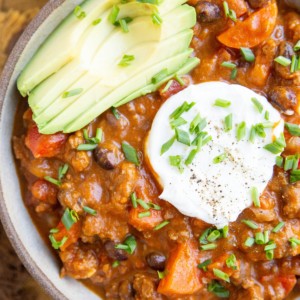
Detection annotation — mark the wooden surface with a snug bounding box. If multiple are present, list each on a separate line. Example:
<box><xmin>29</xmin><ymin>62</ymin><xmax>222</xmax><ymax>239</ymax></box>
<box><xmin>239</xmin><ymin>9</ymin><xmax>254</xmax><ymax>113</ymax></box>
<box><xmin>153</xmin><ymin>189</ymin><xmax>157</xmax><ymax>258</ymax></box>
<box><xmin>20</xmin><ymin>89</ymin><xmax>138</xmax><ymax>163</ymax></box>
<box><xmin>0</xmin><ymin>2</ymin><xmax>50</xmax><ymax>299</ymax></box>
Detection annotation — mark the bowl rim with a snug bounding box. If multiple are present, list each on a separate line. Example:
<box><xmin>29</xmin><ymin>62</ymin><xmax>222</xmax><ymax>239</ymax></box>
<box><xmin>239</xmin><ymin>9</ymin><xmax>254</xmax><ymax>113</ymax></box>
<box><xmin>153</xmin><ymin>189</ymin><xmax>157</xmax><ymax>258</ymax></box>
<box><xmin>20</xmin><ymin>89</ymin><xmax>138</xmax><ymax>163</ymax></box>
<box><xmin>0</xmin><ymin>1</ymin><xmax>67</xmax><ymax>299</ymax></box>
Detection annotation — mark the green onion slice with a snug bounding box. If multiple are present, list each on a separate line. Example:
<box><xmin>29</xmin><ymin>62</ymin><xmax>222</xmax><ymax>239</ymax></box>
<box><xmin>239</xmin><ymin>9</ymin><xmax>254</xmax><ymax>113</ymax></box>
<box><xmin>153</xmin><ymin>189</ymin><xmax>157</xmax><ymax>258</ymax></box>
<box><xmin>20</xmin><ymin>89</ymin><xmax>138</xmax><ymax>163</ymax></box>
<box><xmin>83</xmin><ymin>206</ymin><xmax>97</xmax><ymax>216</ymax></box>
<box><xmin>285</xmin><ymin>122</ymin><xmax>300</xmax><ymax>136</ymax></box>
<box><xmin>122</xmin><ymin>142</ymin><xmax>140</xmax><ymax>165</ymax></box>
<box><xmin>198</xmin><ymin>259</ymin><xmax>212</xmax><ymax>271</ymax></box>
<box><xmin>214</xmin><ymin>99</ymin><xmax>231</xmax><ymax>108</ymax></box>
<box><xmin>115</xmin><ymin>235</ymin><xmax>137</xmax><ymax>254</ymax></box>
<box><xmin>161</xmin><ymin>136</ymin><xmax>176</xmax><ymax>155</ymax></box>
<box><xmin>272</xmin><ymin>222</ymin><xmax>285</xmax><ymax>233</ymax></box>
<box><xmin>251</xmin><ymin>187</ymin><xmax>260</xmax><ymax>208</ymax></box>
<box><xmin>274</xmin><ymin>56</ymin><xmax>292</xmax><ymax>67</ymax></box>
<box><xmin>154</xmin><ymin>220</ymin><xmax>170</xmax><ymax>231</ymax></box>
<box><xmin>241</xmin><ymin>48</ymin><xmax>255</xmax><ymax>62</ymax></box>
<box><xmin>236</xmin><ymin>121</ymin><xmax>246</xmax><ymax>141</ymax></box>
<box><xmin>241</xmin><ymin>219</ymin><xmax>258</xmax><ymax>229</ymax></box>
<box><xmin>213</xmin><ymin>268</ymin><xmax>230</xmax><ymax>283</ymax></box>
<box><xmin>49</xmin><ymin>234</ymin><xmax>68</xmax><ymax>250</ymax></box>
<box><xmin>62</xmin><ymin>208</ymin><xmax>79</xmax><ymax>231</ymax></box>
<box><xmin>118</xmin><ymin>54</ymin><xmax>135</xmax><ymax>67</ymax></box>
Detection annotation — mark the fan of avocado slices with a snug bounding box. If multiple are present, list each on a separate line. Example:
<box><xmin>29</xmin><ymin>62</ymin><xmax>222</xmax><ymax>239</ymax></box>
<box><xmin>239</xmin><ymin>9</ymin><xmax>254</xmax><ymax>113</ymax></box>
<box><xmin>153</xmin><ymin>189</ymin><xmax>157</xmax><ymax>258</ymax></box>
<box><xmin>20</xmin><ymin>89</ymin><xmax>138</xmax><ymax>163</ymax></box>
<box><xmin>17</xmin><ymin>0</ymin><xmax>200</xmax><ymax>134</ymax></box>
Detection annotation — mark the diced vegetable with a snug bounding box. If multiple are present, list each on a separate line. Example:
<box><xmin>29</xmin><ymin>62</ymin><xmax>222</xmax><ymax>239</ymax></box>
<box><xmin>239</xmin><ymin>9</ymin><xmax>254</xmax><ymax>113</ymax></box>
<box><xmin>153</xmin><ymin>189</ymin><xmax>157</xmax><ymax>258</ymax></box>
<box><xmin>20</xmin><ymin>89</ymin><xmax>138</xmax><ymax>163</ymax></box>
<box><xmin>25</xmin><ymin>123</ymin><xmax>67</xmax><ymax>158</ymax></box>
<box><xmin>224</xmin><ymin>0</ymin><xmax>248</xmax><ymax>17</ymax></box>
<box><xmin>157</xmin><ymin>241</ymin><xmax>202</xmax><ymax>295</ymax></box>
<box><xmin>217</xmin><ymin>3</ymin><xmax>278</xmax><ymax>48</ymax></box>
<box><xmin>261</xmin><ymin>275</ymin><xmax>296</xmax><ymax>298</ymax></box>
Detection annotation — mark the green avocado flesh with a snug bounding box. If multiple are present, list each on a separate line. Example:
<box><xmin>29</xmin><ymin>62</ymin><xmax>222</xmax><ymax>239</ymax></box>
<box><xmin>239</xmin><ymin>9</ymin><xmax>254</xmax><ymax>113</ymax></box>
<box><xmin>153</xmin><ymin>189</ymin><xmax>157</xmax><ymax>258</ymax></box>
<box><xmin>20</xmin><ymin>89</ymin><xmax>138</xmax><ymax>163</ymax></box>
<box><xmin>17</xmin><ymin>0</ymin><xmax>200</xmax><ymax>134</ymax></box>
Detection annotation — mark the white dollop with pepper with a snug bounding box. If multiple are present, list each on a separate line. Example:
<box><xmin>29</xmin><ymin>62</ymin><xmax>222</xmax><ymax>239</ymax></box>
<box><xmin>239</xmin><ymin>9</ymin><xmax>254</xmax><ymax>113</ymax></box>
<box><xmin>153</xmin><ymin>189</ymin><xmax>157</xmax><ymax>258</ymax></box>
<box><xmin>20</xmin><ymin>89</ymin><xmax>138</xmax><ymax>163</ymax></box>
<box><xmin>146</xmin><ymin>82</ymin><xmax>284</xmax><ymax>228</ymax></box>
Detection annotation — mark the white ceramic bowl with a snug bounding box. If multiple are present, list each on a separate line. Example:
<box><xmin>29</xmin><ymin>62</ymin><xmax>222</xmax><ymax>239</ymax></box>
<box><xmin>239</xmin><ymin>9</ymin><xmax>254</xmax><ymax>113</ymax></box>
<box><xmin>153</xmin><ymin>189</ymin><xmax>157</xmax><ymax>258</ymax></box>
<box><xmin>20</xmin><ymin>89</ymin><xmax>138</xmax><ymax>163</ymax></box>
<box><xmin>0</xmin><ymin>1</ymin><xmax>100</xmax><ymax>299</ymax></box>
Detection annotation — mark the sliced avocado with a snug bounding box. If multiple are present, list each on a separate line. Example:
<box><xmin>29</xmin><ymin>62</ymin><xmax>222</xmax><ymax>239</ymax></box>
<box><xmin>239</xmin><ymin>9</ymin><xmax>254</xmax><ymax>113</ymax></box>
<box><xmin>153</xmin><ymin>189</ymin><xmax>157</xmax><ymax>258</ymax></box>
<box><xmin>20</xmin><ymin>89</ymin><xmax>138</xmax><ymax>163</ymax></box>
<box><xmin>17</xmin><ymin>0</ymin><xmax>119</xmax><ymax>96</ymax></box>
<box><xmin>114</xmin><ymin>57</ymin><xmax>200</xmax><ymax>108</ymax></box>
<box><xmin>49</xmin><ymin>49</ymin><xmax>193</xmax><ymax>133</ymax></box>
<box><xmin>31</xmin><ymin>4</ymin><xmax>196</xmax><ymax>124</ymax></box>
<box><xmin>18</xmin><ymin>0</ymin><xmax>158</xmax><ymax>96</ymax></box>
<box><xmin>35</xmin><ymin>29</ymin><xmax>194</xmax><ymax>129</ymax></box>
<box><xmin>159</xmin><ymin>0</ymin><xmax>188</xmax><ymax>14</ymax></box>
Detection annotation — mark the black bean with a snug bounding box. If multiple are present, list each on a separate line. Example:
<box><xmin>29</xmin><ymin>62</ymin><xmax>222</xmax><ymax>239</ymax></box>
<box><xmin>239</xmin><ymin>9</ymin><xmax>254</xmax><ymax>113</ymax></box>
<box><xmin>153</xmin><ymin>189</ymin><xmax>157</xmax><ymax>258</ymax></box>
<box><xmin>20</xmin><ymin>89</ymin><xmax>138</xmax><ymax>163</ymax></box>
<box><xmin>119</xmin><ymin>280</ymin><xmax>134</xmax><ymax>300</ymax></box>
<box><xmin>195</xmin><ymin>2</ymin><xmax>221</xmax><ymax>23</ymax></box>
<box><xmin>247</xmin><ymin>0</ymin><xmax>270</xmax><ymax>9</ymax></box>
<box><xmin>94</xmin><ymin>147</ymin><xmax>118</xmax><ymax>170</ymax></box>
<box><xmin>146</xmin><ymin>252</ymin><xmax>166</xmax><ymax>271</ymax></box>
<box><xmin>104</xmin><ymin>241</ymin><xmax>128</xmax><ymax>261</ymax></box>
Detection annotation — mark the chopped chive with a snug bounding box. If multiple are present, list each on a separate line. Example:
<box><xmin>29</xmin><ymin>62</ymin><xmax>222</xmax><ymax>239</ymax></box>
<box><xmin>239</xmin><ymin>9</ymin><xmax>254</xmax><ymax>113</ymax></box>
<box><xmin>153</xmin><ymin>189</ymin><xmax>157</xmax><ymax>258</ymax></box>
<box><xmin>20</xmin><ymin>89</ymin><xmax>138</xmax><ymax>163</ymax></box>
<box><xmin>198</xmin><ymin>259</ymin><xmax>212</xmax><ymax>271</ymax></box>
<box><xmin>272</xmin><ymin>222</ymin><xmax>285</xmax><ymax>233</ymax></box>
<box><xmin>255</xmin><ymin>232</ymin><xmax>265</xmax><ymax>245</ymax></box>
<box><xmin>208</xmin><ymin>281</ymin><xmax>230</xmax><ymax>298</ymax></box>
<box><xmin>175</xmin><ymin>128</ymin><xmax>190</xmax><ymax>146</ymax></box>
<box><xmin>152</xmin><ymin>69</ymin><xmax>168</xmax><ymax>84</ymax></box>
<box><xmin>152</xmin><ymin>13</ymin><xmax>163</xmax><ymax>25</ymax></box>
<box><xmin>249</xmin><ymin>126</ymin><xmax>256</xmax><ymax>143</ymax></box>
<box><xmin>162</xmin><ymin>80</ymin><xmax>173</xmax><ymax>93</ymax></box>
<box><xmin>115</xmin><ymin>236</ymin><xmax>136</xmax><ymax>254</ymax></box>
<box><xmin>83</xmin><ymin>206</ymin><xmax>97</xmax><ymax>216</ymax></box>
<box><xmin>138</xmin><ymin>211</ymin><xmax>151</xmax><ymax>218</ymax></box>
<box><xmin>119</xmin><ymin>18</ymin><xmax>129</xmax><ymax>33</ymax></box>
<box><xmin>244</xmin><ymin>237</ymin><xmax>255</xmax><ymax>247</ymax></box>
<box><xmin>291</xmin><ymin>55</ymin><xmax>298</xmax><ymax>73</ymax></box>
<box><xmin>190</xmin><ymin>113</ymin><xmax>202</xmax><ymax>133</ymax></box>
<box><xmin>223</xmin><ymin>1</ymin><xmax>237</xmax><ymax>22</ymax></box>
<box><xmin>131</xmin><ymin>192</ymin><xmax>138</xmax><ymax>208</ymax></box>
<box><xmin>241</xmin><ymin>48</ymin><xmax>255</xmax><ymax>62</ymax></box>
<box><xmin>251</xmin><ymin>187</ymin><xmax>260</xmax><ymax>208</ymax></box>
<box><xmin>112</xmin><ymin>260</ymin><xmax>120</xmax><ymax>268</ymax></box>
<box><xmin>213</xmin><ymin>153</ymin><xmax>227</xmax><ymax>164</ymax></box>
<box><xmin>62</xmin><ymin>208</ymin><xmax>79</xmax><ymax>231</ymax></box>
<box><xmin>136</xmin><ymin>199</ymin><xmax>150</xmax><ymax>210</ymax></box>
<box><xmin>241</xmin><ymin>219</ymin><xmax>258</xmax><ymax>229</ymax></box>
<box><xmin>294</xmin><ymin>40</ymin><xmax>300</xmax><ymax>51</ymax></box>
<box><xmin>221</xmin><ymin>61</ymin><xmax>236</xmax><ymax>69</ymax></box>
<box><xmin>264</xmin><ymin>241</ymin><xmax>276</xmax><ymax>251</ymax></box>
<box><xmin>266</xmin><ymin>249</ymin><xmax>274</xmax><ymax>260</ymax></box>
<box><xmin>157</xmin><ymin>270</ymin><xmax>166</xmax><ymax>279</ymax></box>
<box><xmin>264</xmin><ymin>133</ymin><xmax>286</xmax><ymax>154</ymax></box>
<box><xmin>289</xmin><ymin>237</ymin><xmax>300</xmax><ymax>249</ymax></box>
<box><xmin>265</xmin><ymin>111</ymin><xmax>269</xmax><ymax>120</ymax></box>
<box><xmin>222</xmin><ymin>225</ymin><xmax>229</xmax><ymax>238</ymax></box>
<box><xmin>285</xmin><ymin>122</ymin><xmax>300</xmax><ymax>136</ymax></box>
<box><xmin>291</xmin><ymin>169</ymin><xmax>300</xmax><ymax>183</ymax></box>
<box><xmin>73</xmin><ymin>6</ymin><xmax>86</xmax><ymax>19</ymax></box>
<box><xmin>169</xmin><ymin>155</ymin><xmax>184</xmax><ymax>173</ymax></box>
<box><xmin>148</xmin><ymin>203</ymin><xmax>161</xmax><ymax>210</ymax></box>
<box><xmin>214</xmin><ymin>99</ymin><xmax>231</xmax><ymax>108</ymax></box>
<box><xmin>201</xmin><ymin>243</ymin><xmax>217</xmax><ymax>251</ymax></box>
<box><xmin>44</xmin><ymin>176</ymin><xmax>61</xmax><ymax>187</ymax></box>
<box><xmin>118</xmin><ymin>54</ymin><xmax>135</xmax><ymax>67</ymax></box>
<box><xmin>169</xmin><ymin>101</ymin><xmax>195</xmax><ymax>120</ymax></box>
<box><xmin>111</xmin><ymin>107</ymin><xmax>120</xmax><ymax>119</ymax></box>
<box><xmin>207</xmin><ymin>230</ymin><xmax>221</xmax><ymax>242</ymax></box>
<box><xmin>230</xmin><ymin>68</ymin><xmax>238</xmax><ymax>80</ymax></box>
<box><xmin>108</xmin><ymin>5</ymin><xmax>120</xmax><ymax>24</ymax></box>
<box><xmin>224</xmin><ymin>113</ymin><xmax>233</xmax><ymax>132</ymax></box>
<box><xmin>175</xmin><ymin>74</ymin><xmax>185</xmax><ymax>86</ymax></box>
<box><xmin>264</xmin><ymin>230</ymin><xmax>270</xmax><ymax>244</ymax></box>
<box><xmin>58</xmin><ymin>164</ymin><xmax>69</xmax><ymax>181</ymax></box>
<box><xmin>236</xmin><ymin>121</ymin><xmax>246</xmax><ymax>141</ymax></box>
<box><xmin>49</xmin><ymin>234</ymin><xmax>68</xmax><ymax>250</ymax></box>
<box><xmin>284</xmin><ymin>155</ymin><xmax>298</xmax><ymax>171</ymax></box>
<box><xmin>92</xmin><ymin>18</ymin><xmax>102</xmax><ymax>25</ymax></box>
<box><xmin>199</xmin><ymin>228</ymin><xmax>213</xmax><ymax>245</ymax></box>
<box><xmin>62</xmin><ymin>88</ymin><xmax>83</xmax><ymax>98</ymax></box>
<box><xmin>170</xmin><ymin>117</ymin><xmax>187</xmax><ymax>129</ymax></box>
<box><xmin>274</xmin><ymin>56</ymin><xmax>292</xmax><ymax>67</ymax></box>
<box><xmin>77</xmin><ymin>144</ymin><xmax>98</xmax><ymax>151</ymax></box>
<box><xmin>226</xmin><ymin>254</ymin><xmax>237</xmax><ymax>270</ymax></box>
<box><xmin>49</xmin><ymin>228</ymin><xmax>59</xmax><ymax>234</ymax></box>
<box><xmin>122</xmin><ymin>142</ymin><xmax>140</xmax><ymax>165</ymax></box>
<box><xmin>185</xmin><ymin>149</ymin><xmax>199</xmax><ymax>166</ymax></box>
<box><xmin>161</xmin><ymin>136</ymin><xmax>176</xmax><ymax>155</ymax></box>
<box><xmin>154</xmin><ymin>220</ymin><xmax>170</xmax><ymax>231</ymax></box>
<box><xmin>251</xmin><ymin>97</ymin><xmax>263</xmax><ymax>113</ymax></box>
<box><xmin>213</xmin><ymin>269</ymin><xmax>230</xmax><ymax>283</ymax></box>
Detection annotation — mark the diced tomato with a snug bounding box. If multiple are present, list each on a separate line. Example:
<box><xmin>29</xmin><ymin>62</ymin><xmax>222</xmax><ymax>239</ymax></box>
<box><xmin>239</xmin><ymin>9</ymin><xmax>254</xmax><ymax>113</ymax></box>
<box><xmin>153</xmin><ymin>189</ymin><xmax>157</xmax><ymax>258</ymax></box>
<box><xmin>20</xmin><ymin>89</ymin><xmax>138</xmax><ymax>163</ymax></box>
<box><xmin>25</xmin><ymin>123</ymin><xmax>68</xmax><ymax>158</ymax></box>
<box><xmin>217</xmin><ymin>3</ymin><xmax>278</xmax><ymax>48</ymax></box>
<box><xmin>159</xmin><ymin>77</ymin><xmax>190</xmax><ymax>101</ymax></box>
<box><xmin>158</xmin><ymin>241</ymin><xmax>202</xmax><ymax>296</ymax></box>
<box><xmin>261</xmin><ymin>274</ymin><xmax>297</xmax><ymax>297</ymax></box>
<box><xmin>31</xmin><ymin>179</ymin><xmax>58</xmax><ymax>205</ymax></box>
<box><xmin>53</xmin><ymin>221</ymin><xmax>81</xmax><ymax>251</ymax></box>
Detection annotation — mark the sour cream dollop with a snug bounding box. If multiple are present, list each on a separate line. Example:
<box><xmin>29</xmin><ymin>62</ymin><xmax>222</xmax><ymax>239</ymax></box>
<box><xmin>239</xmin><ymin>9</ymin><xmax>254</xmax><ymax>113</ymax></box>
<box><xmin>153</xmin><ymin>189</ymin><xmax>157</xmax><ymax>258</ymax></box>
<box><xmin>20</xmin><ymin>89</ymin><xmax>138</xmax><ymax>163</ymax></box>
<box><xmin>146</xmin><ymin>82</ymin><xmax>284</xmax><ymax>228</ymax></box>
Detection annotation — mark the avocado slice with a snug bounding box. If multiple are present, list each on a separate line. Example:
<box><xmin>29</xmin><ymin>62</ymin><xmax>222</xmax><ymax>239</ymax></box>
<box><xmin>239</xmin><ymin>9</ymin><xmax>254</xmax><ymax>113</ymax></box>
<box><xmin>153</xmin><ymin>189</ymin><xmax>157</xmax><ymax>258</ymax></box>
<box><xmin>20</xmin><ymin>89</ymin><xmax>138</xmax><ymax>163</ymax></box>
<box><xmin>41</xmin><ymin>49</ymin><xmax>193</xmax><ymax>133</ymax></box>
<box><xmin>34</xmin><ymin>29</ymin><xmax>194</xmax><ymax>130</ymax></box>
<box><xmin>17</xmin><ymin>0</ymin><xmax>158</xmax><ymax>96</ymax></box>
<box><xmin>31</xmin><ymin>4</ymin><xmax>196</xmax><ymax>124</ymax></box>
<box><xmin>114</xmin><ymin>57</ymin><xmax>200</xmax><ymax>108</ymax></box>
